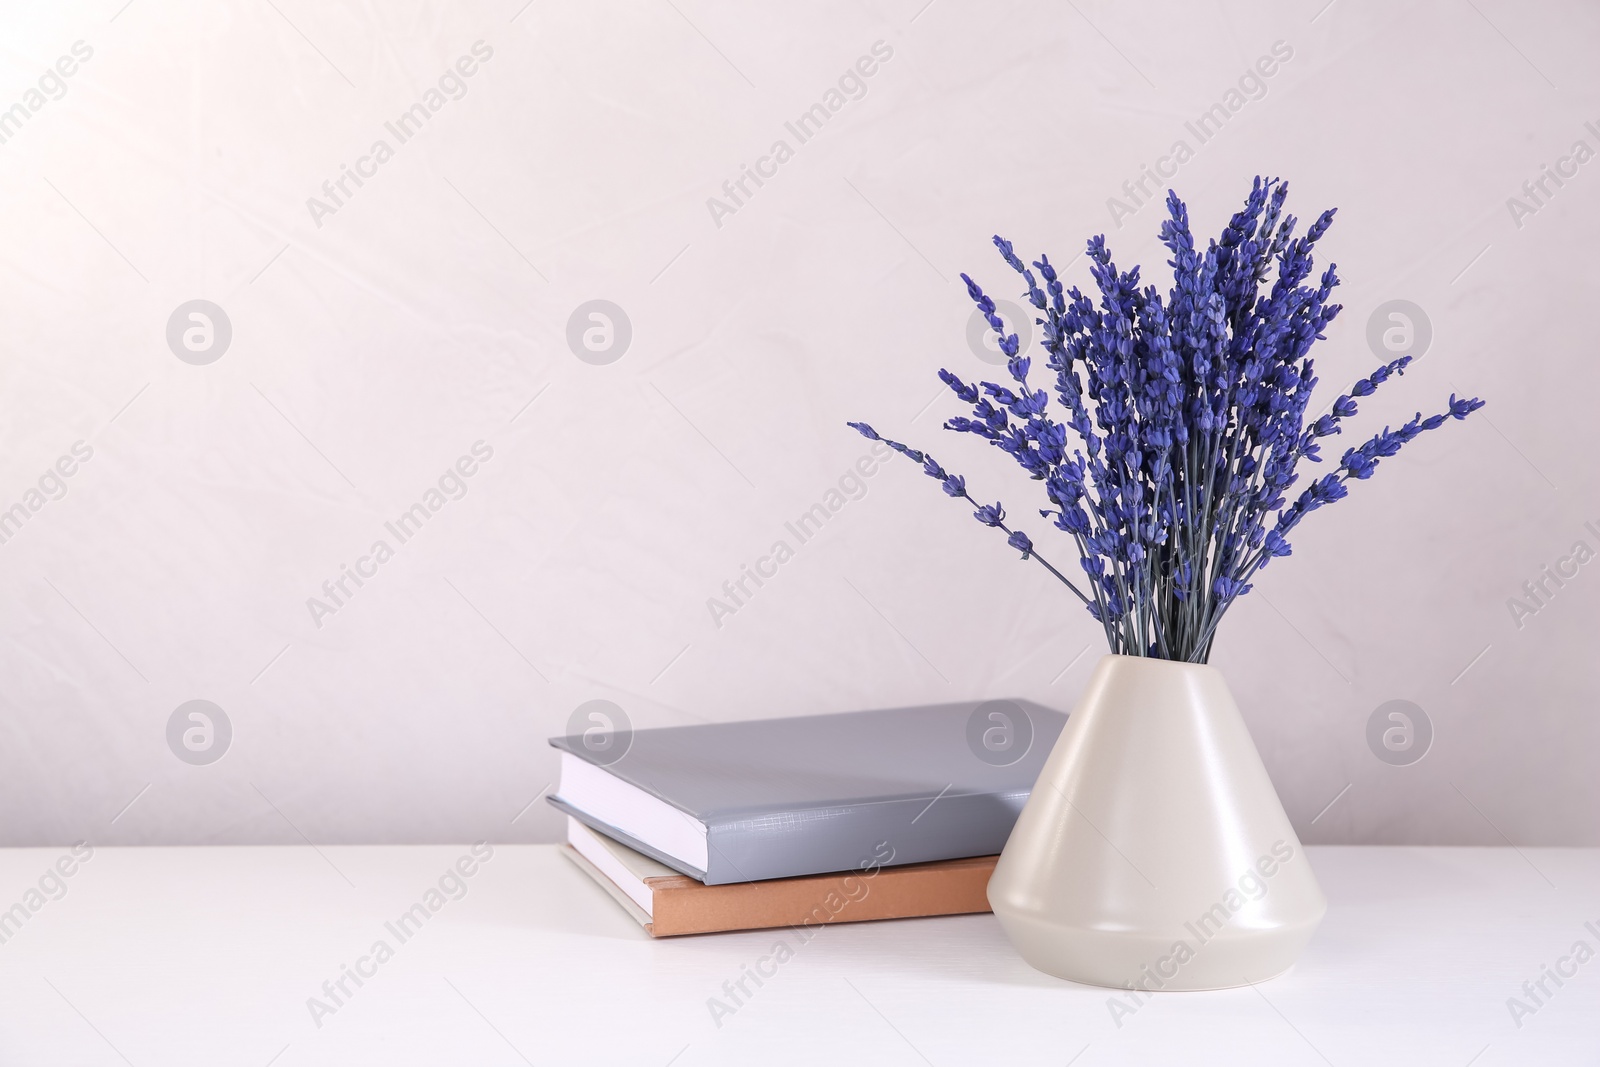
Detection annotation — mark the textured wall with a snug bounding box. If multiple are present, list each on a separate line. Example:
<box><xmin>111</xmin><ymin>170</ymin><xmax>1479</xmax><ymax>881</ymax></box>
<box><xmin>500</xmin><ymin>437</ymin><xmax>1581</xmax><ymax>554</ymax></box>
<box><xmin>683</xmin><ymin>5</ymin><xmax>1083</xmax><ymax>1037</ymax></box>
<box><xmin>0</xmin><ymin>0</ymin><xmax>1595</xmax><ymax>847</ymax></box>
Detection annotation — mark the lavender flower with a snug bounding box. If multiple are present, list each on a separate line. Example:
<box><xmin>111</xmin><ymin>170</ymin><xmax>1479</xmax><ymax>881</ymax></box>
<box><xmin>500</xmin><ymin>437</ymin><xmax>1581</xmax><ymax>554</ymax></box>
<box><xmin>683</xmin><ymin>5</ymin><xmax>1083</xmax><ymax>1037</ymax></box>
<box><xmin>850</xmin><ymin>178</ymin><xmax>1485</xmax><ymax>661</ymax></box>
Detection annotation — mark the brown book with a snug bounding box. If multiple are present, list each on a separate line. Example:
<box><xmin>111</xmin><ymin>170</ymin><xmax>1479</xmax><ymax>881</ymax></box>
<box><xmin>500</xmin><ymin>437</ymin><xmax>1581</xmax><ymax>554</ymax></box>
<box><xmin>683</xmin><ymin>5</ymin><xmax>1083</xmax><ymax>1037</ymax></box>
<box><xmin>562</xmin><ymin>816</ymin><xmax>995</xmax><ymax>937</ymax></box>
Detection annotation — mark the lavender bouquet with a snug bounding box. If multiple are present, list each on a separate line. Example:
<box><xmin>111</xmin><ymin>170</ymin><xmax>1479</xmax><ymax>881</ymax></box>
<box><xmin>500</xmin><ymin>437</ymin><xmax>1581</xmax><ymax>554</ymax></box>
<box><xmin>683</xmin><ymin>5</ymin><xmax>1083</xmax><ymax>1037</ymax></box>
<box><xmin>849</xmin><ymin>178</ymin><xmax>1483</xmax><ymax>663</ymax></box>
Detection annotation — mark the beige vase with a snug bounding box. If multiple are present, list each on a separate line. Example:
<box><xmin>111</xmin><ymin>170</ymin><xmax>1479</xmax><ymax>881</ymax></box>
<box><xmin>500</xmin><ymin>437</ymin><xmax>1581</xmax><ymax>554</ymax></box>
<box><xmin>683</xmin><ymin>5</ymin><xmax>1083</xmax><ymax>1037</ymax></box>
<box><xmin>988</xmin><ymin>654</ymin><xmax>1326</xmax><ymax>990</ymax></box>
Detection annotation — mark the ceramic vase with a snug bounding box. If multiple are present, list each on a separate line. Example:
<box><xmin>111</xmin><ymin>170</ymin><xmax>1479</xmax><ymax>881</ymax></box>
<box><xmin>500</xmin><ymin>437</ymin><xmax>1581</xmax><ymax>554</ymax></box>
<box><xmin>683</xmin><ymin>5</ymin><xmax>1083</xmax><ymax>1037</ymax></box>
<box><xmin>987</xmin><ymin>654</ymin><xmax>1326</xmax><ymax>990</ymax></box>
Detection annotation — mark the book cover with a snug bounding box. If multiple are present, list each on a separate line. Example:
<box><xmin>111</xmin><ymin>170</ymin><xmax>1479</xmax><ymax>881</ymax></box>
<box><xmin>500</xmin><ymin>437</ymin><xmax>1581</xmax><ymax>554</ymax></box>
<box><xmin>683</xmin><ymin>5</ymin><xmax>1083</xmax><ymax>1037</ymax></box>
<box><xmin>548</xmin><ymin>698</ymin><xmax>1065</xmax><ymax>884</ymax></box>
<box><xmin>562</xmin><ymin>816</ymin><xmax>996</xmax><ymax>937</ymax></box>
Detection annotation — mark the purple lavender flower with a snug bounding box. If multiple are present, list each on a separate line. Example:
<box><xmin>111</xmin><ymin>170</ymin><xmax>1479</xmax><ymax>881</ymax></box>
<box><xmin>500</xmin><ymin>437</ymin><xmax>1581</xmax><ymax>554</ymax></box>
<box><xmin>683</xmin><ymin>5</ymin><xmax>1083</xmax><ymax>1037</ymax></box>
<box><xmin>849</xmin><ymin>178</ymin><xmax>1484</xmax><ymax>660</ymax></box>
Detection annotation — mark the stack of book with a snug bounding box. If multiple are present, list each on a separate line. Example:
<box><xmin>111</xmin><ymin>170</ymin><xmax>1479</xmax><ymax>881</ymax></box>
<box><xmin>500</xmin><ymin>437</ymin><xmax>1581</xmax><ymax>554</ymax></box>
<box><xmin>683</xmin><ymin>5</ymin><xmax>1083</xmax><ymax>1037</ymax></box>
<box><xmin>549</xmin><ymin>699</ymin><xmax>1065</xmax><ymax>937</ymax></box>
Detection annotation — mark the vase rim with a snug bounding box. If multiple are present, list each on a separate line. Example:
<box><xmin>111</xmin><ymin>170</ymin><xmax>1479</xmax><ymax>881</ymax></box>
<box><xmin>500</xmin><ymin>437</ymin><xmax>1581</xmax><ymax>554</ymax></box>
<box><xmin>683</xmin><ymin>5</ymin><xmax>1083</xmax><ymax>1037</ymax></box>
<box><xmin>1097</xmin><ymin>652</ymin><xmax>1221</xmax><ymax>674</ymax></box>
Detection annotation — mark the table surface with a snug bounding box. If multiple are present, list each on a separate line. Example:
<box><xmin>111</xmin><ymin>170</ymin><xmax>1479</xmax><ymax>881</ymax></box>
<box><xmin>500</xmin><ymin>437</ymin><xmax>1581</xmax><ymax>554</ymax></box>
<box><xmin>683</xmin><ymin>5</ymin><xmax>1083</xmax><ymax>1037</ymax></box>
<box><xmin>0</xmin><ymin>844</ymin><xmax>1594</xmax><ymax>1066</ymax></box>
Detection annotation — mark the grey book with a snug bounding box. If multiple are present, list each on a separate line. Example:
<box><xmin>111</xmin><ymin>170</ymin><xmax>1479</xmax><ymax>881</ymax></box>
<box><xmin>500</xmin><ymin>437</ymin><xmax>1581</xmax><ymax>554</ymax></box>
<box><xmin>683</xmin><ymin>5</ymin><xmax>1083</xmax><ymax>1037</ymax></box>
<box><xmin>547</xmin><ymin>699</ymin><xmax>1066</xmax><ymax>885</ymax></box>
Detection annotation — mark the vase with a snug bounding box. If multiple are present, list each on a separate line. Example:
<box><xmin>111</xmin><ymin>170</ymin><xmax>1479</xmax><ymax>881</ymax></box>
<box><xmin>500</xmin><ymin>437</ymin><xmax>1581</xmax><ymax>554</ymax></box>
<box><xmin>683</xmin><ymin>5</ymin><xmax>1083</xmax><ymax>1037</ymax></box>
<box><xmin>987</xmin><ymin>654</ymin><xmax>1326</xmax><ymax>990</ymax></box>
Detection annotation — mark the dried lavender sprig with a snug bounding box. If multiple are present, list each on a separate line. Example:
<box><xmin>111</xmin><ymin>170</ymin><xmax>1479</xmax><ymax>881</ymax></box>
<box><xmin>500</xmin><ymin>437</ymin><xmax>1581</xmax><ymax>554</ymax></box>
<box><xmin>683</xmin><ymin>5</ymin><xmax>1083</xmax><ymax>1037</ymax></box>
<box><xmin>1186</xmin><ymin>393</ymin><xmax>1486</xmax><ymax>656</ymax></box>
<box><xmin>845</xmin><ymin>421</ymin><xmax>1103</xmax><ymax>619</ymax></box>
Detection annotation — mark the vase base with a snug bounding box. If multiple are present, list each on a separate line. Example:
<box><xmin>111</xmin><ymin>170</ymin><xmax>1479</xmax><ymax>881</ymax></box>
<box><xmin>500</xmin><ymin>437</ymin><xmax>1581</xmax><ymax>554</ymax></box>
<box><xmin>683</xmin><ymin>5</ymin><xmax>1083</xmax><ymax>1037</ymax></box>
<box><xmin>992</xmin><ymin>909</ymin><xmax>1322</xmax><ymax>991</ymax></box>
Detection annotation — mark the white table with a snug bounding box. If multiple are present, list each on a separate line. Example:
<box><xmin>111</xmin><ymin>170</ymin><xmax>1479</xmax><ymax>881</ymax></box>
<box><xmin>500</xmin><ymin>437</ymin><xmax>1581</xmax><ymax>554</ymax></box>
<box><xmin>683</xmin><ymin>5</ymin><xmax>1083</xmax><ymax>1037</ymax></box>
<box><xmin>0</xmin><ymin>845</ymin><xmax>1594</xmax><ymax>1066</ymax></box>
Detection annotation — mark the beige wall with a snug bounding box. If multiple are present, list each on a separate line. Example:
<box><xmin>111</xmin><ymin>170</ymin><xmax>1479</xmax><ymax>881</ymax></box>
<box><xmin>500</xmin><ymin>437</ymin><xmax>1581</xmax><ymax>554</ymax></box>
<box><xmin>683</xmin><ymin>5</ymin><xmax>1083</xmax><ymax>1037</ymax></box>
<box><xmin>0</xmin><ymin>0</ymin><xmax>1594</xmax><ymax>845</ymax></box>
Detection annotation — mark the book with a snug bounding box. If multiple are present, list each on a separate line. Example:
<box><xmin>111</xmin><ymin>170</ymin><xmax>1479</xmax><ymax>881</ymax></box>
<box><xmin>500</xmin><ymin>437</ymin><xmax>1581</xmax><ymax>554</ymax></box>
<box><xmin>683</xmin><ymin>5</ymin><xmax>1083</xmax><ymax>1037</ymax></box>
<box><xmin>547</xmin><ymin>698</ymin><xmax>1065</xmax><ymax>885</ymax></box>
<box><xmin>562</xmin><ymin>816</ymin><xmax>997</xmax><ymax>937</ymax></box>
